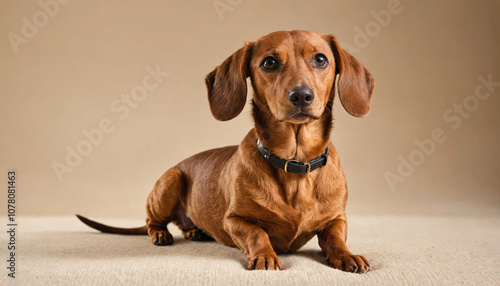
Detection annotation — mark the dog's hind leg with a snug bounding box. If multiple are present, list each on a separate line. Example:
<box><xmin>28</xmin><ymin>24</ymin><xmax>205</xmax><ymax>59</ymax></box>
<box><xmin>146</xmin><ymin>167</ymin><xmax>185</xmax><ymax>246</ymax></box>
<box><xmin>173</xmin><ymin>204</ymin><xmax>214</xmax><ymax>242</ymax></box>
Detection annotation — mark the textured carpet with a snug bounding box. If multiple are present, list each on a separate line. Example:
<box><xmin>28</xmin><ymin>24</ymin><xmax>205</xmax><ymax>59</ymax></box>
<box><xmin>1</xmin><ymin>216</ymin><xmax>499</xmax><ymax>285</ymax></box>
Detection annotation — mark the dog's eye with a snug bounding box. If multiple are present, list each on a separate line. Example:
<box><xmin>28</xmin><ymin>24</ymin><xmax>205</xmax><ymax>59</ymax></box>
<box><xmin>314</xmin><ymin>53</ymin><xmax>328</xmax><ymax>68</ymax></box>
<box><xmin>261</xmin><ymin>56</ymin><xmax>279</xmax><ymax>72</ymax></box>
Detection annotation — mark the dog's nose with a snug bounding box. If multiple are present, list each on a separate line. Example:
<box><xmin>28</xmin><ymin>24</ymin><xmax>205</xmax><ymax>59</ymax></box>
<box><xmin>288</xmin><ymin>87</ymin><xmax>315</xmax><ymax>107</ymax></box>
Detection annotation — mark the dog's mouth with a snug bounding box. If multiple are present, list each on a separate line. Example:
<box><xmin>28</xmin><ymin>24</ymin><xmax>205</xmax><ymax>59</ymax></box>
<box><xmin>293</xmin><ymin>112</ymin><xmax>315</xmax><ymax>119</ymax></box>
<box><xmin>282</xmin><ymin>110</ymin><xmax>319</xmax><ymax>123</ymax></box>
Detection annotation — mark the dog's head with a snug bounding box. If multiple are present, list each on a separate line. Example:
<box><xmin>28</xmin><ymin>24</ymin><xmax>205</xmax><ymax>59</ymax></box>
<box><xmin>205</xmin><ymin>30</ymin><xmax>374</xmax><ymax>123</ymax></box>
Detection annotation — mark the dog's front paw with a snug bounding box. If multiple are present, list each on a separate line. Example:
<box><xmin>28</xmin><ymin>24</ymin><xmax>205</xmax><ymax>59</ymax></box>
<box><xmin>248</xmin><ymin>254</ymin><xmax>283</xmax><ymax>271</ymax></box>
<box><xmin>150</xmin><ymin>230</ymin><xmax>174</xmax><ymax>246</ymax></box>
<box><xmin>327</xmin><ymin>253</ymin><xmax>370</xmax><ymax>274</ymax></box>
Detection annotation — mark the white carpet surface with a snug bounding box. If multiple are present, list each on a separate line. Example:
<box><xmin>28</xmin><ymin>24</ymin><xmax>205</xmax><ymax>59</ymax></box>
<box><xmin>1</xmin><ymin>215</ymin><xmax>499</xmax><ymax>286</ymax></box>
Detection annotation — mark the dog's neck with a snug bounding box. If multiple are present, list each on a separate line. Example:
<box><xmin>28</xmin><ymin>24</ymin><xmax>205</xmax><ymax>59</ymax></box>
<box><xmin>252</xmin><ymin>100</ymin><xmax>332</xmax><ymax>163</ymax></box>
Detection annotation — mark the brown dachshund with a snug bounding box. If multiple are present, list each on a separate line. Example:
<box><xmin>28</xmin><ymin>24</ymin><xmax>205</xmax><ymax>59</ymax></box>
<box><xmin>77</xmin><ymin>30</ymin><xmax>374</xmax><ymax>273</ymax></box>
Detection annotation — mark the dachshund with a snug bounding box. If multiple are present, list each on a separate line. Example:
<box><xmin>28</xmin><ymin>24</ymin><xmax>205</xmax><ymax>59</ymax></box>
<box><xmin>77</xmin><ymin>30</ymin><xmax>374</xmax><ymax>273</ymax></box>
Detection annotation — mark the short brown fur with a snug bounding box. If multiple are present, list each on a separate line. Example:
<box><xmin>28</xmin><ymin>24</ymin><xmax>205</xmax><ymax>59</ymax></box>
<box><xmin>77</xmin><ymin>30</ymin><xmax>375</xmax><ymax>273</ymax></box>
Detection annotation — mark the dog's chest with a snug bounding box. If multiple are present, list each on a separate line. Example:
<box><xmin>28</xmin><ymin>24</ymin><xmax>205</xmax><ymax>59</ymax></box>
<box><xmin>264</xmin><ymin>204</ymin><xmax>328</xmax><ymax>253</ymax></box>
<box><xmin>264</xmin><ymin>177</ymin><xmax>332</xmax><ymax>253</ymax></box>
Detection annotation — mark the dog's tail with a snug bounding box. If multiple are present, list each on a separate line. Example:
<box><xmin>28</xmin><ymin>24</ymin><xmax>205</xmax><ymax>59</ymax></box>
<box><xmin>76</xmin><ymin>214</ymin><xmax>148</xmax><ymax>235</ymax></box>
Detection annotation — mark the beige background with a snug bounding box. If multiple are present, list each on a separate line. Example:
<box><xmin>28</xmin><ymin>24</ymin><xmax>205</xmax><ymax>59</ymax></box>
<box><xmin>1</xmin><ymin>0</ymin><xmax>499</xmax><ymax>219</ymax></box>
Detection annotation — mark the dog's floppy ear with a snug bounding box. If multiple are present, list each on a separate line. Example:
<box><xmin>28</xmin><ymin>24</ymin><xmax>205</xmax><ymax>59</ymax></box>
<box><xmin>205</xmin><ymin>41</ymin><xmax>254</xmax><ymax>121</ymax></box>
<box><xmin>326</xmin><ymin>35</ymin><xmax>375</xmax><ymax>117</ymax></box>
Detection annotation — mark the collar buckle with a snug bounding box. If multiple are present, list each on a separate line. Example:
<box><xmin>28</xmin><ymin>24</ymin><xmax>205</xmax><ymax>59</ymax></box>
<box><xmin>284</xmin><ymin>160</ymin><xmax>311</xmax><ymax>173</ymax></box>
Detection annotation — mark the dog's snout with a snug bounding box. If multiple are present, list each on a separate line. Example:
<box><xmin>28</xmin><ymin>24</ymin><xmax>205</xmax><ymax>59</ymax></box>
<box><xmin>288</xmin><ymin>87</ymin><xmax>315</xmax><ymax>107</ymax></box>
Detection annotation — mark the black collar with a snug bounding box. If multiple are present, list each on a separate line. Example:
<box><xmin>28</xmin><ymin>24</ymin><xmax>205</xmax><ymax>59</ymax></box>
<box><xmin>257</xmin><ymin>139</ymin><xmax>328</xmax><ymax>174</ymax></box>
